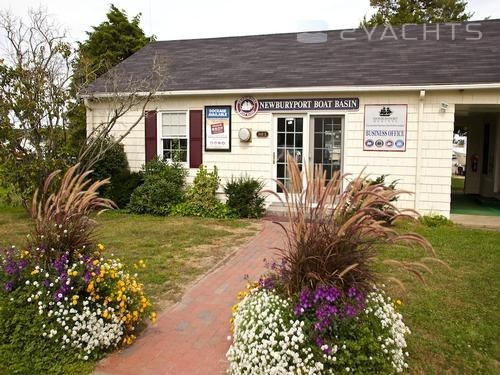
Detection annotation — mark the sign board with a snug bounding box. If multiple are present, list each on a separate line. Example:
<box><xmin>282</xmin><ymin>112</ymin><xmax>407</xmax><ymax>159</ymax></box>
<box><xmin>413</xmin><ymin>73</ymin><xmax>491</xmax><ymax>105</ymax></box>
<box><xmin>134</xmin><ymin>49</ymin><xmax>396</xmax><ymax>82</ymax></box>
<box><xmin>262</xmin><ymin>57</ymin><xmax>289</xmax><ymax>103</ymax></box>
<box><xmin>258</xmin><ymin>98</ymin><xmax>359</xmax><ymax>111</ymax></box>
<box><xmin>205</xmin><ymin>106</ymin><xmax>231</xmax><ymax>151</ymax></box>
<box><xmin>363</xmin><ymin>105</ymin><xmax>407</xmax><ymax>152</ymax></box>
<box><xmin>235</xmin><ymin>97</ymin><xmax>258</xmax><ymax>118</ymax></box>
<box><xmin>234</xmin><ymin>97</ymin><xmax>359</xmax><ymax>118</ymax></box>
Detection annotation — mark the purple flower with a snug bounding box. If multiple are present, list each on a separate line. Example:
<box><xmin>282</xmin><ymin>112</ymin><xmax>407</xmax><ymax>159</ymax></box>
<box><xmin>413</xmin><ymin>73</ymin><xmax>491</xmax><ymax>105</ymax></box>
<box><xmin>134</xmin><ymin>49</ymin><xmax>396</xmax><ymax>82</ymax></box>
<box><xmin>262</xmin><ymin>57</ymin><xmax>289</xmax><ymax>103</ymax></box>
<box><xmin>347</xmin><ymin>286</ymin><xmax>357</xmax><ymax>298</ymax></box>
<box><xmin>259</xmin><ymin>276</ymin><xmax>275</xmax><ymax>290</ymax></box>
<box><xmin>294</xmin><ymin>288</ymin><xmax>313</xmax><ymax>316</ymax></box>
<box><xmin>345</xmin><ymin>304</ymin><xmax>357</xmax><ymax>318</ymax></box>
<box><xmin>83</xmin><ymin>271</ymin><xmax>92</xmax><ymax>283</ymax></box>
<box><xmin>4</xmin><ymin>281</ymin><xmax>13</xmax><ymax>292</ymax></box>
<box><xmin>314</xmin><ymin>285</ymin><xmax>340</xmax><ymax>303</ymax></box>
<box><xmin>315</xmin><ymin>336</ymin><xmax>324</xmax><ymax>347</ymax></box>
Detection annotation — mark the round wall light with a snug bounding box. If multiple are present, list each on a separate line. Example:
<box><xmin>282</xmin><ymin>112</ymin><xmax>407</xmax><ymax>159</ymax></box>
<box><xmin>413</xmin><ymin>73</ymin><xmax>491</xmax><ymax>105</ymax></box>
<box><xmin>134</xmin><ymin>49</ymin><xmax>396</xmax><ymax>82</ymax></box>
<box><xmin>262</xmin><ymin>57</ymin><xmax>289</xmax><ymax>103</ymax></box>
<box><xmin>238</xmin><ymin>128</ymin><xmax>252</xmax><ymax>142</ymax></box>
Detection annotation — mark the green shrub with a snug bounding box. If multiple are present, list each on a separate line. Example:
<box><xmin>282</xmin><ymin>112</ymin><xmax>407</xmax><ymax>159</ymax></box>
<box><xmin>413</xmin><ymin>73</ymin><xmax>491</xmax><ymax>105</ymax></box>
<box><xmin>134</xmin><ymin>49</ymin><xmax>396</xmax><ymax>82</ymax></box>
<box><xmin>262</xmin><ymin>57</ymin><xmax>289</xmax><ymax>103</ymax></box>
<box><xmin>172</xmin><ymin>165</ymin><xmax>230</xmax><ymax>218</ymax></box>
<box><xmin>83</xmin><ymin>137</ymin><xmax>141</xmax><ymax>208</ymax></box>
<box><xmin>224</xmin><ymin>176</ymin><xmax>265</xmax><ymax>218</ymax></box>
<box><xmin>88</xmin><ymin>138</ymin><xmax>129</xmax><ymax>183</ymax></box>
<box><xmin>107</xmin><ymin>171</ymin><xmax>143</xmax><ymax>208</ymax></box>
<box><xmin>0</xmin><ymin>288</ymin><xmax>93</xmax><ymax>374</ymax></box>
<box><xmin>128</xmin><ymin>158</ymin><xmax>187</xmax><ymax>215</ymax></box>
<box><xmin>171</xmin><ymin>201</ymin><xmax>232</xmax><ymax>219</ymax></box>
<box><xmin>420</xmin><ymin>214</ymin><xmax>453</xmax><ymax>227</ymax></box>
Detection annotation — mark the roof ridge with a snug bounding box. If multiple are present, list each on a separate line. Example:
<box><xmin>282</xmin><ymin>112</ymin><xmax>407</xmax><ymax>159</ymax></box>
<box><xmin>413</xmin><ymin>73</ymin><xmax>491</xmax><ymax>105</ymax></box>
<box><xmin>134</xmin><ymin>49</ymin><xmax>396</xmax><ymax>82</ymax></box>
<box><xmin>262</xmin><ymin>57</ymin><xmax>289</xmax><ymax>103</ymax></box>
<box><xmin>154</xmin><ymin>18</ymin><xmax>500</xmax><ymax>43</ymax></box>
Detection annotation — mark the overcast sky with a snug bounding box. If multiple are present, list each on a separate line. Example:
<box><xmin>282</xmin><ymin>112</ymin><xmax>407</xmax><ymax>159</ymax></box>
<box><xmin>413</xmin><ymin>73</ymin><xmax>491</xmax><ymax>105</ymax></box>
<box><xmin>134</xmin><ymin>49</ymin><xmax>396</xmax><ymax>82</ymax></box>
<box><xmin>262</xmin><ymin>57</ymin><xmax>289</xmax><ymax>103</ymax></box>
<box><xmin>2</xmin><ymin>0</ymin><xmax>500</xmax><ymax>43</ymax></box>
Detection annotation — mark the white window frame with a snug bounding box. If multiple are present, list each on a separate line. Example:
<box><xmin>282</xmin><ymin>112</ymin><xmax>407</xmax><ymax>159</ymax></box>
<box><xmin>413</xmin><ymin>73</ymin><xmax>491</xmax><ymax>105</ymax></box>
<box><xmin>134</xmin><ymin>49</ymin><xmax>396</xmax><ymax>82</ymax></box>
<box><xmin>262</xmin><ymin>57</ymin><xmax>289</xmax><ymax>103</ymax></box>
<box><xmin>157</xmin><ymin>110</ymin><xmax>189</xmax><ymax>165</ymax></box>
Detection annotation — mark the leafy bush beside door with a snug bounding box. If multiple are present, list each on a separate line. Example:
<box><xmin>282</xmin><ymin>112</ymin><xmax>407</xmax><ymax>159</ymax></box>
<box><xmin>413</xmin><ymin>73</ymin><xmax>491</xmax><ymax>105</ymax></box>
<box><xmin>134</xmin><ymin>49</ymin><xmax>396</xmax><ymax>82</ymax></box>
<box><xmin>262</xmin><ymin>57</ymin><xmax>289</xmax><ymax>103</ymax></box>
<box><xmin>224</xmin><ymin>176</ymin><xmax>265</xmax><ymax>218</ymax></box>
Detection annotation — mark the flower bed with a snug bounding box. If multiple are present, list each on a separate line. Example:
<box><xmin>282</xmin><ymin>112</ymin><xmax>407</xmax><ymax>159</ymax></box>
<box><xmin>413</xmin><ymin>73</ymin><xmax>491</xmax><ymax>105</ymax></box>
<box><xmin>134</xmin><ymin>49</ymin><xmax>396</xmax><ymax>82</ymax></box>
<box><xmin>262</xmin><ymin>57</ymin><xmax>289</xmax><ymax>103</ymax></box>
<box><xmin>0</xmin><ymin>165</ymin><xmax>155</xmax><ymax>373</ymax></box>
<box><xmin>1</xmin><ymin>243</ymin><xmax>154</xmax><ymax>360</ymax></box>
<box><xmin>227</xmin><ymin>283</ymin><xmax>409</xmax><ymax>374</ymax></box>
<box><xmin>227</xmin><ymin>157</ymin><xmax>438</xmax><ymax>374</ymax></box>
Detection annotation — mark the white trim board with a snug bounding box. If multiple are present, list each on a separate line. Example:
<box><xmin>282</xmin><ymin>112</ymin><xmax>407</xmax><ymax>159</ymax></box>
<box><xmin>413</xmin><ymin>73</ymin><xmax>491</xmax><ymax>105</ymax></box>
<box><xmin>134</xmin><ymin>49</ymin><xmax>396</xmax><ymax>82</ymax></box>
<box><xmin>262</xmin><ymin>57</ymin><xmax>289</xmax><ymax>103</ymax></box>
<box><xmin>81</xmin><ymin>83</ymin><xmax>500</xmax><ymax>99</ymax></box>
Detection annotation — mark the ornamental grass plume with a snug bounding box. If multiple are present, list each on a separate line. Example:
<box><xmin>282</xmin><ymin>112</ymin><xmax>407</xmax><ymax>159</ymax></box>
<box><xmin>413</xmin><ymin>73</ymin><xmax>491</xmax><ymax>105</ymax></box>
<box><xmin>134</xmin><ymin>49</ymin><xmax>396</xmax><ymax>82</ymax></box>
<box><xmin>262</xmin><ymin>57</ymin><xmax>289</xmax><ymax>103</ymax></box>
<box><xmin>28</xmin><ymin>164</ymin><xmax>116</xmax><ymax>263</ymax></box>
<box><xmin>268</xmin><ymin>155</ymin><xmax>440</xmax><ymax>297</ymax></box>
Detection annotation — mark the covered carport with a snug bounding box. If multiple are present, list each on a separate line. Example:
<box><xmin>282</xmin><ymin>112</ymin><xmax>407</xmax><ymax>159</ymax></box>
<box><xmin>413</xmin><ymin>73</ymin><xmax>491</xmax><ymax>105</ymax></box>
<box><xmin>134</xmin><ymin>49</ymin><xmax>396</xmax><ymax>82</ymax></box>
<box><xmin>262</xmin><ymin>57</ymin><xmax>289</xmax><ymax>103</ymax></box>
<box><xmin>452</xmin><ymin>104</ymin><xmax>500</xmax><ymax>216</ymax></box>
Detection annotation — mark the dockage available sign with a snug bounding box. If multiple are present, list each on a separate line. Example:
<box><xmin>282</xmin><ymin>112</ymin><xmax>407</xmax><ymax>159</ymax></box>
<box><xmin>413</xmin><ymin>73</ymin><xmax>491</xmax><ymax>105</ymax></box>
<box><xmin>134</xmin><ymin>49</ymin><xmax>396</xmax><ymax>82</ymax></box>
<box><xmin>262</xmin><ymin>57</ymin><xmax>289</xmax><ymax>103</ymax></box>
<box><xmin>205</xmin><ymin>106</ymin><xmax>231</xmax><ymax>151</ymax></box>
<box><xmin>363</xmin><ymin>105</ymin><xmax>407</xmax><ymax>152</ymax></box>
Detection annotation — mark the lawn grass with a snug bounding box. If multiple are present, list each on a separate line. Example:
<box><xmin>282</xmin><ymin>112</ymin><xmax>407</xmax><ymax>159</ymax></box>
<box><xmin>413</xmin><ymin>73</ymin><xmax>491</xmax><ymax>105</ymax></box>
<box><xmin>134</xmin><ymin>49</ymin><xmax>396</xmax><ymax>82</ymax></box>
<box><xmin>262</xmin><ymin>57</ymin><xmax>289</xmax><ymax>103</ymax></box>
<box><xmin>451</xmin><ymin>176</ymin><xmax>465</xmax><ymax>191</ymax></box>
<box><xmin>0</xmin><ymin>208</ymin><xmax>261</xmax><ymax>307</ymax></box>
<box><xmin>379</xmin><ymin>222</ymin><xmax>500</xmax><ymax>375</ymax></box>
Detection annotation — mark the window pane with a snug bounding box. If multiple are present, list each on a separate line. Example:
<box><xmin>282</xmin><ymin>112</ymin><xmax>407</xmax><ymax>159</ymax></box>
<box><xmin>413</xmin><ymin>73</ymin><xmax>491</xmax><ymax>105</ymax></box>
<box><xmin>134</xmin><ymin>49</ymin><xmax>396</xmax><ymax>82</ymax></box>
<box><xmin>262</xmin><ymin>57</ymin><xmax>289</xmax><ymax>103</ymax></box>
<box><xmin>162</xmin><ymin>112</ymin><xmax>186</xmax><ymax>137</ymax></box>
<box><xmin>278</xmin><ymin>118</ymin><xmax>285</xmax><ymax>132</ymax></box>
<box><xmin>162</xmin><ymin>137</ymin><xmax>188</xmax><ymax>162</ymax></box>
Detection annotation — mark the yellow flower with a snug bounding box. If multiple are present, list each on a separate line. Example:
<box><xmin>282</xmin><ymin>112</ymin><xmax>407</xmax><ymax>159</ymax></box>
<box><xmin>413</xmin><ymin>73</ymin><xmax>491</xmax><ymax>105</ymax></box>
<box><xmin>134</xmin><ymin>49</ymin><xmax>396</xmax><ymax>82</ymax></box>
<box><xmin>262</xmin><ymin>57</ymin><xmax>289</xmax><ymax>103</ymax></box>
<box><xmin>31</xmin><ymin>269</ymin><xmax>39</xmax><ymax>275</ymax></box>
<box><xmin>92</xmin><ymin>259</ymin><xmax>99</xmax><ymax>266</ymax></box>
<box><xmin>97</xmin><ymin>243</ymin><xmax>105</xmax><ymax>251</ymax></box>
<box><xmin>87</xmin><ymin>282</ymin><xmax>94</xmax><ymax>293</ymax></box>
<box><xmin>396</xmin><ymin>299</ymin><xmax>402</xmax><ymax>305</ymax></box>
<box><xmin>150</xmin><ymin>312</ymin><xmax>157</xmax><ymax>323</ymax></box>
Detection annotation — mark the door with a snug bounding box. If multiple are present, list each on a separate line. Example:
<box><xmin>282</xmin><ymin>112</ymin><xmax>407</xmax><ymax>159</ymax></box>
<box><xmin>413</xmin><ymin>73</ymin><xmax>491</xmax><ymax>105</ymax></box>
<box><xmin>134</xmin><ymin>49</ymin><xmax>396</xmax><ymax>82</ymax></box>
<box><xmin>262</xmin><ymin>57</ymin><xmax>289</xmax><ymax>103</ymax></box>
<box><xmin>312</xmin><ymin>116</ymin><xmax>343</xmax><ymax>181</ymax></box>
<box><xmin>275</xmin><ymin>117</ymin><xmax>304</xmax><ymax>192</ymax></box>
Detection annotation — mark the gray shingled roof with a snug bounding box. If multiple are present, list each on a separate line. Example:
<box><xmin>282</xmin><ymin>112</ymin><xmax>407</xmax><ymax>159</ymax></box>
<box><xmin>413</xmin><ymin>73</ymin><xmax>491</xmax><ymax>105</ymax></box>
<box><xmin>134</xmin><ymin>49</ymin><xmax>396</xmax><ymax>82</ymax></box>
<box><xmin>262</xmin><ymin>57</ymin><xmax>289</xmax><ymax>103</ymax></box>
<box><xmin>85</xmin><ymin>19</ymin><xmax>500</xmax><ymax>94</ymax></box>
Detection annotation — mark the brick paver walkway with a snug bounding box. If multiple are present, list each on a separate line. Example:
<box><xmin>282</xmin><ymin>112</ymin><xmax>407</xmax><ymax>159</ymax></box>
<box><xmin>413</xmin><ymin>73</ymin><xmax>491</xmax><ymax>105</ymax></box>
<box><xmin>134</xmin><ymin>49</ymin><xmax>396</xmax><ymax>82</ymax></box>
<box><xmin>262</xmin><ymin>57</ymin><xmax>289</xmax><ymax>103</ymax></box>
<box><xmin>94</xmin><ymin>220</ymin><xmax>284</xmax><ymax>375</ymax></box>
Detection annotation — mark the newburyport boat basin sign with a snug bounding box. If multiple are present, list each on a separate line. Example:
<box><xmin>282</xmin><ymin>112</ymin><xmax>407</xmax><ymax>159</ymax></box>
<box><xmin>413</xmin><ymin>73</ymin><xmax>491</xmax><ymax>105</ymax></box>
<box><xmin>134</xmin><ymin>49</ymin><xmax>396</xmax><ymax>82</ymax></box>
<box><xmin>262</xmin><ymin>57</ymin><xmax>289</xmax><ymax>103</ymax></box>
<box><xmin>234</xmin><ymin>97</ymin><xmax>360</xmax><ymax>118</ymax></box>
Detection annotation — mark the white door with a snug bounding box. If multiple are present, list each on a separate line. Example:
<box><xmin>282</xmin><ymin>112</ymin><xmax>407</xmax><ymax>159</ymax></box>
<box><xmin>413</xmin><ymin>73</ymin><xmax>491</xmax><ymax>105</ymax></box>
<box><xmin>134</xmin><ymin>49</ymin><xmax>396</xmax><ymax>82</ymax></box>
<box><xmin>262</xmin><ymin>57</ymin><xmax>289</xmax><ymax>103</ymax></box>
<box><xmin>310</xmin><ymin>116</ymin><xmax>343</xmax><ymax>181</ymax></box>
<box><xmin>273</xmin><ymin>115</ymin><xmax>343</xmax><ymax>193</ymax></box>
<box><xmin>274</xmin><ymin>116</ymin><xmax>306</xmax><ymax>193</ymax></box>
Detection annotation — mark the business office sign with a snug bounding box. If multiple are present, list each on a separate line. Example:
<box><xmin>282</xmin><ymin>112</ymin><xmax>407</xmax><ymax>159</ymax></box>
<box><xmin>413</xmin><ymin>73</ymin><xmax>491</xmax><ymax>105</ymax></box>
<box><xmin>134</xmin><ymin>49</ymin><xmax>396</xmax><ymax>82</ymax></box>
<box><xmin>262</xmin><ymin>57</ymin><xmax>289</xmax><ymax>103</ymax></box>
<box><xmin>363</xmin><ymin>104</ymin><xmax>407</xmax><ymax>152</ymax></box>
<box><xmin>205</xmin><ymin>106</ymin><xmax>231</xmax><ymax>151</ymax></box>
<box><xmin>235</xmin><ymin>97</ymin><xmax>359</xmax><ymax>117</ymax></box>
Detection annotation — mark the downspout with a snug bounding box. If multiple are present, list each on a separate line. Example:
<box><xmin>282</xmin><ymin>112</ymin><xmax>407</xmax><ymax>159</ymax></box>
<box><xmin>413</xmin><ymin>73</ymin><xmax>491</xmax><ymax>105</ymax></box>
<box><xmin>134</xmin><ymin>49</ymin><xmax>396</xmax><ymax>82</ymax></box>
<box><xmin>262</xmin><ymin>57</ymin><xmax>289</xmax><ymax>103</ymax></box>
<box><xmin>495</xmin><ymin>113</ymin><xmax>500</xmax><ymax>193</ymax></box>
<box><xmin>83</xmin><ymin>98</ymin><xmax>93</xmax><ymax>136</ymax></box>
<box><xmin>415</xmin><ymin>90</ymin><xmax>426</xmax><ymax>212</ymax></box>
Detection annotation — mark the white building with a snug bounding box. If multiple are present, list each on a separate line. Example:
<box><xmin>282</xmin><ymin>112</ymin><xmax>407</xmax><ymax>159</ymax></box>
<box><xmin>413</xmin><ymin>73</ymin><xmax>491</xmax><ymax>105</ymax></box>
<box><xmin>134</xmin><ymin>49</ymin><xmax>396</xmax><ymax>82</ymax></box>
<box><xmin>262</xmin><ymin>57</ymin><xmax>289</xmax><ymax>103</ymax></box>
<box><xmin>84</xmin><ymin>20</ymin><xmax>500</xmax><ymax>217</ymax></box>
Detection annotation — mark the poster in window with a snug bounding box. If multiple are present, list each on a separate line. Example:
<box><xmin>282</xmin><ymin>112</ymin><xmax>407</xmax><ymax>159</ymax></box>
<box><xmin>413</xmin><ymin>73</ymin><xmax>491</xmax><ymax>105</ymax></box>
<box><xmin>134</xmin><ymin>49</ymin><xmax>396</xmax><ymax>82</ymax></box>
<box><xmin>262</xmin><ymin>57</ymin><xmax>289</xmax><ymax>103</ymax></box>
<box><xmin>363</xmin><ymin>105</ymin><xmax>407</xmax><ymax>152</ymax></box>
<box><xmin>205</xmin><ymin>106</ymin><xmax>231</xmax><ymax>151</ymax></box>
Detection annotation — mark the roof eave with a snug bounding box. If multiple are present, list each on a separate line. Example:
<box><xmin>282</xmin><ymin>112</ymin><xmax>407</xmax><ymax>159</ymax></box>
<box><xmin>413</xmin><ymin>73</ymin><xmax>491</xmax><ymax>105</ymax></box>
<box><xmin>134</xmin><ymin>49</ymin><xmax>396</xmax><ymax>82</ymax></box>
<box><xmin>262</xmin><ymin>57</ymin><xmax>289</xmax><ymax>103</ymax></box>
<box><xmin>81</xmin><ymin>82</ymin><xmax>500</xmax><ymax>99</ymax></box>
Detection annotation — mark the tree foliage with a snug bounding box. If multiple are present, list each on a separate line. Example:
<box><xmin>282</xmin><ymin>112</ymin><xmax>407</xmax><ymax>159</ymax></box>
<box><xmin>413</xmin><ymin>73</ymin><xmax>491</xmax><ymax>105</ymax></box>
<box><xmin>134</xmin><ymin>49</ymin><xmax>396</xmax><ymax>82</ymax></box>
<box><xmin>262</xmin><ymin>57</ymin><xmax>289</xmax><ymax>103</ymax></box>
<box><xmin>0</xmin><ymin>9</ymin><xmax>73</xmax><ymax>205</ymax></box>
<box><xmin>363</xmin><ymin>0</ymin><xmax>473</xmax><ymax>26</ymax></box>
<box><xmin>0</xmin><ymin>6</ymin><xmax>161</xmax><ymax>207</ymax></box>
<box><xmin>67</xmin><ymin>4</ymin><xmax>150</xmax><ymax>155</ymax></box>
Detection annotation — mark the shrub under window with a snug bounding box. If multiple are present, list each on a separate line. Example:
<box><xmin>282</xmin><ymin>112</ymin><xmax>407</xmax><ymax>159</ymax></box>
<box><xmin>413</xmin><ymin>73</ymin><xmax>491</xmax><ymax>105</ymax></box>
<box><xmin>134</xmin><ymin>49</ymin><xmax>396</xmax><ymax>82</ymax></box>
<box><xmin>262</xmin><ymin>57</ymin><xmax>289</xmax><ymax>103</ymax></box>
<box><xmin>128</xmin><ymin>158</ymin><xmax>187</xmax><ymax>215</ymax></box>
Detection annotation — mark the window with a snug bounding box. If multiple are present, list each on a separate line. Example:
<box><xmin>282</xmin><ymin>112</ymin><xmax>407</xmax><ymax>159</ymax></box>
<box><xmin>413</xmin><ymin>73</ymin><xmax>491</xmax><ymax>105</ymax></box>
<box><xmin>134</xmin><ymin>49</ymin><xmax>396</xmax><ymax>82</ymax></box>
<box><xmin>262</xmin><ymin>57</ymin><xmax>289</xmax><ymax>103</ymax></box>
<box><xmin>160</xmin><ymin>112</ymin><xmax>188</xmax><ymax>162</ymax></box>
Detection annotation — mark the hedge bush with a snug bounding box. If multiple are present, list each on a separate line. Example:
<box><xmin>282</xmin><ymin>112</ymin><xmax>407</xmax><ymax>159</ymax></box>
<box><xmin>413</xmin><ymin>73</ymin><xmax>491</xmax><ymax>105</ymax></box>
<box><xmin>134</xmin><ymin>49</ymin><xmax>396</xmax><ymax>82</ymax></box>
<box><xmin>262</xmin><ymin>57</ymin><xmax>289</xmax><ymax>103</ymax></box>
<box><xmin>171</xmin><ymin>165</ymin><xmax>230</xmax><ymax>218</ymax></box>
<box><xmin>224</xmin><ymin>176</ymin><xmax>265</xmax><ymax>218</ymax></box>
<box><xmin>83</xmin><ymin>138</ymin><xmax>142</xmax><ymax>208</ymax></box>
<box><xmin>128</xmin><ymin>158</ymin><xmax>187</xmax><ymax>215</ymax></box>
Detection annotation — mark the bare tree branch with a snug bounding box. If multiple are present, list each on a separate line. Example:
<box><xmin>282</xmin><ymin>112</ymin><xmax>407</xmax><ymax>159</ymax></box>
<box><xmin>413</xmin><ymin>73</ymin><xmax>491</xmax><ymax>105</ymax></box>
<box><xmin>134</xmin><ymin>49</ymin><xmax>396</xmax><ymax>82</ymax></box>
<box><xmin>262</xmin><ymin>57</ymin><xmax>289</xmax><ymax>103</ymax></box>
<box><xmin>77</xmin><ymin>53</ymin><xmax>168</xmax><ymax>172</ymax></box>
